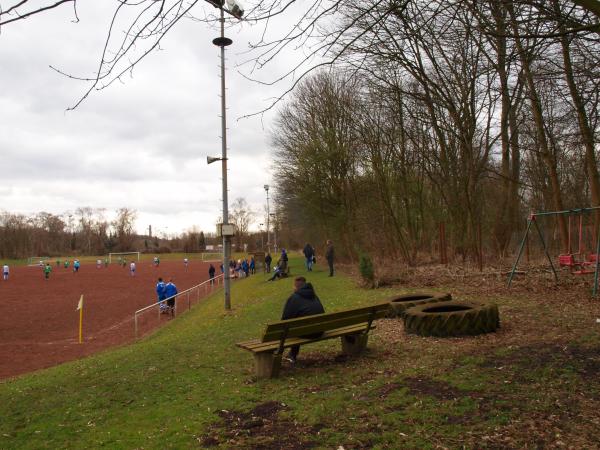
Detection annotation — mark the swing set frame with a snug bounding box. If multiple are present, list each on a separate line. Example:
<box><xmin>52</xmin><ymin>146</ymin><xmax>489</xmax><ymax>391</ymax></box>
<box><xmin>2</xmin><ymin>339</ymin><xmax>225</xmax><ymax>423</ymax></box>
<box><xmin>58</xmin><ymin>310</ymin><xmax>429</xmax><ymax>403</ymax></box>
<box><xmin>507</xmin><ymin>207</ymin><xmax>600</xmax><ymax>297</ymax></box>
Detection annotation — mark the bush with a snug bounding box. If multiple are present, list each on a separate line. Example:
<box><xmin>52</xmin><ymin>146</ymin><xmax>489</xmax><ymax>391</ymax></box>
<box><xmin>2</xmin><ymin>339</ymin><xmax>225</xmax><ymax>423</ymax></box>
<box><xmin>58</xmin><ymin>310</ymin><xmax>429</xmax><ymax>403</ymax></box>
<box><xmin>358</xmin><ymin>253</ymin><xmax>375</xmax><ymax>288</ymax></box>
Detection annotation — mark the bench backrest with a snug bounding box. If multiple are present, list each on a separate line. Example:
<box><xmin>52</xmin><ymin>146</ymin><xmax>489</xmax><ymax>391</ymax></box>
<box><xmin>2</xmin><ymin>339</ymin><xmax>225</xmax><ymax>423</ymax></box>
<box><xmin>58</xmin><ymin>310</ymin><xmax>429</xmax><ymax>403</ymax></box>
<box><xmin>260</xmin><ymin>302</ymin><xmax>391</xmax><ymax>343</ymax></box>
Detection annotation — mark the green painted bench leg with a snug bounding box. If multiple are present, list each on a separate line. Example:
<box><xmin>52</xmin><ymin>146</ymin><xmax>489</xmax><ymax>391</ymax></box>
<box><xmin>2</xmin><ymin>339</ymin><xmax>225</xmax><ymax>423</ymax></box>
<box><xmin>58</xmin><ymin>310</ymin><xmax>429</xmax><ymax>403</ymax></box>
<box><xmin>341</xmin><ymin>334</ymin><xmax>368</xmax><ymax>355</ymax></box>
<box><xmin>254</xmin><ymin>352</ymin><xmax>282</xmax><ymax>379</ymax></box>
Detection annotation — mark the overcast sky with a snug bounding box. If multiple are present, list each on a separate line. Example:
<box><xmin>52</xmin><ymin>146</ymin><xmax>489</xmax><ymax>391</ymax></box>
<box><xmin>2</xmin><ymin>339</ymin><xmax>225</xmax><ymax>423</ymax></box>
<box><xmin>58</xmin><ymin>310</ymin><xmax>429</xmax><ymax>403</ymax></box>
<box><xmin>0</xmin><ymin>1</ymin><xmax>300</xmax><ymax>236</ymax></box>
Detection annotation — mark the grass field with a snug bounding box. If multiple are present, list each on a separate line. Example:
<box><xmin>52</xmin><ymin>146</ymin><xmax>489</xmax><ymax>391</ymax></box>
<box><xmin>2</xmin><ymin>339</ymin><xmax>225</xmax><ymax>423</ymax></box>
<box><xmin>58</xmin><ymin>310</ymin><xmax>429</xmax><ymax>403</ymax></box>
<box><xmin>2</xmin><ymin>252</ymin><xmax>235</xmax><ymax>267</ymax></box>
<box><xmin>1</xmin><ymin>256</ymin><xmax>599</xmax><ymax>449</ymax></box>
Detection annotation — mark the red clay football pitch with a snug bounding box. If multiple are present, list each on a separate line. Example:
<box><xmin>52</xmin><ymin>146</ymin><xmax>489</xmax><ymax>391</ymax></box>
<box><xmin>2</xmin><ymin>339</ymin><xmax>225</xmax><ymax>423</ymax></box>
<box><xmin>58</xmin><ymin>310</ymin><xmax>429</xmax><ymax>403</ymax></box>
<box><xmin>0</xmin><ymin>259</ymin><xmax>217</xmax><ymax>379</ymax></box>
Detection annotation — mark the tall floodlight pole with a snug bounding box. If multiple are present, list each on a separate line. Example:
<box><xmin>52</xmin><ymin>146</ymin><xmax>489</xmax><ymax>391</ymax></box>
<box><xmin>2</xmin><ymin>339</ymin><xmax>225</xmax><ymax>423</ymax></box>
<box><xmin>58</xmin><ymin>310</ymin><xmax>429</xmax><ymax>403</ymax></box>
<box><xmin>216</xmin><ymin>7</ymin><xmax>232</xmax><ymax>310</ymax></box>
<box><xmin>264</xmin><ymin>184</ymin><xmax>270</xmax><ymax>254</ymax></box>
<box><xmin>207</xmin><ymin>0</ymin><xmax>243</xmax><ymax>311</ymax></box>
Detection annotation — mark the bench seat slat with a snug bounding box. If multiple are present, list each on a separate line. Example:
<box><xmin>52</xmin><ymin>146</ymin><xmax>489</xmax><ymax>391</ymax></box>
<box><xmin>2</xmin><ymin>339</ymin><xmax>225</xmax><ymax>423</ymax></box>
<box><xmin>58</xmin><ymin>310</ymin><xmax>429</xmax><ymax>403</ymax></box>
<box><xmin>237</xmin><ymin>323</ymin><xmax>374</xmax><ymax>353</ymax></box>
<box><xmin>261</xmin><ymin>302</ymin><xmax>390</xmax><ymax>342</ymax></box>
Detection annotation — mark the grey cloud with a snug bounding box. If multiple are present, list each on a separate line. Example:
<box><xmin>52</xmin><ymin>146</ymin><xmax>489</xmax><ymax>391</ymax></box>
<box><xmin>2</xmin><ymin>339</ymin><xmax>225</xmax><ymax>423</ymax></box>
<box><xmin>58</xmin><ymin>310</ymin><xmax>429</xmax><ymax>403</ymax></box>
<box><xmin>0</xmin><ymin>2</ymin><xmax>295</xmax><ymax>233</ymax></box>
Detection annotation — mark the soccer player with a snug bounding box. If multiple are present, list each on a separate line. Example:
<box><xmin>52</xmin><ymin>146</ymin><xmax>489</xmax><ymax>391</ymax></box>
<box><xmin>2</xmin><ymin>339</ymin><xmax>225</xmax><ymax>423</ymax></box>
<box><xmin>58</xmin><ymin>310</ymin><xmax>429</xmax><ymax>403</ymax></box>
<box><xmin>44</xmin><ymin>263</ymin><xmax>52</xmax><ymax>280</ymax></box>
<box><xmin>208</xmin><ymin>264</ymin><xmax>216</xmax><ymax>285</ymax></box>
<box><xmin>73</xmin><ymin>259</ymin><xmax>80</xmax><ymax>273</ymax></box>
<box><xmin>96</xmin><ymin>259</ymin><xmax>102</xmax><ymax>269</ymax></box>
<box><xmin>2</xmin><ymin>263</ymin><xmax>9</xmax><ymax>281</ymax></box>
<box><xmin>130</xmin><ymin>261</ymin><xmax>136</xmax><ymax>276</ymax></box>
<box><xmin>164</xmin><ymin>279</ymin><xmax>178</xmax><ymax>316</ymax></box>
<box><xmin>184</xmin><ymin>257</ymin><xmax>189</xmax><ymax>268</ymax></box>
<box><xmin>156</xmin><ymin>278</ymin><xmax>167</xmax><ymax>312</ymax></box>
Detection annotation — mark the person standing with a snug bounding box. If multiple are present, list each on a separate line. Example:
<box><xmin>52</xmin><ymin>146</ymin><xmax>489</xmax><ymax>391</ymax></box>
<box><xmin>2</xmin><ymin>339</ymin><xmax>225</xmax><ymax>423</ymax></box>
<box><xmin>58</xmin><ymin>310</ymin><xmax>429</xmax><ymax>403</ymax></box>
<box><xmin>129</xmin><ymin>261</ymin><xmax>136</xmax><ymax>276</ymax></box>
<box><xmin>156</xmin><ymin>277</ymin><xmax>167</xmax><ymax>312</ymax></box>
<box><xmin>250</xmin><ymin>257</ymin><xmax>256</xmax><ymax>274</ymax></box>
<box><xmin>325</xmin><ymin>240</ymin><xmax>334</xmax><ymax>277</ymax></box>
<box><xmin>73</xmin><ymin>259</ymin><xmax>80</xmax><ymax>273</ymax></box>
<box><xmin>184</xmin><ymin>257</ymin><xmax>189</xmax><ymax>268</ymax></box>
<box><xmin>44</xmin><ymin>263</ymin><xmax>52</xmax><ymax>280</ymax></box>
<box><xmin>303</xmin><ymin>243</ymin><xmax>315</xmax><ymax>272</ymax></box>
<box><xmin>265</xmin><ymin>253</ymin><xmax>272</xmax><ymax>273</ymax></box>
<box><xmin>208</xmin><ymin>263</ymin><xmax>216</xmax><ymax>285</ymax></box>
<box><xmin>3</xmin><ymin>263</ymin><xmax>9</xmax><ymax>281</ymax></box>
<box><xmin>96</xmin><ymin>259</ymin><xmax>102</xmax><ymax>269</ymax></box>
<box><xmin>164</xmin><ymin>279</ymin><xmax>178</xmax><ymax>316</ymax></box>
<box><xmin>281</xmin><ymin>277</ymin><xmax>325</xmax><ymax>364</ymax></box>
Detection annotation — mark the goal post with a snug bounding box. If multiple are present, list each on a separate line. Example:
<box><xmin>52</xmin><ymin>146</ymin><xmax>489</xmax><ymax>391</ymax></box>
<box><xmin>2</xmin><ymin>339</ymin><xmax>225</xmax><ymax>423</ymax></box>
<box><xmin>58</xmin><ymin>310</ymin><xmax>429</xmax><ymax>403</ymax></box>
<box><xmin>201</xmin><ymin>252</ymin><xmax>223</xmax><ymax>262</ymax></box>
<box><xmin>27</xmin><ymin>256</ymin><xmax>50</xmax><ymax>266</ymax></box>
<box><xmin>108</xmin><ymin>252</ymin><xmax>140</xmax><ymax>264</ymax></box>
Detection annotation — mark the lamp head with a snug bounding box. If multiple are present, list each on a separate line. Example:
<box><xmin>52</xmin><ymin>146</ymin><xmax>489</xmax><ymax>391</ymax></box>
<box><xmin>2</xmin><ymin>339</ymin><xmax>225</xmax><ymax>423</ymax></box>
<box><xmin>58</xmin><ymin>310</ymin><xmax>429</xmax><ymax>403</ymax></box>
<box><xmin>226</xmin><ymin>0</ymin><xmax>244</xmax><ymax>18</ymax></box>
<box><xmin>207</xmin><ymin>156</ymin><xmax>221</xmax><ymax>164</ymax></box>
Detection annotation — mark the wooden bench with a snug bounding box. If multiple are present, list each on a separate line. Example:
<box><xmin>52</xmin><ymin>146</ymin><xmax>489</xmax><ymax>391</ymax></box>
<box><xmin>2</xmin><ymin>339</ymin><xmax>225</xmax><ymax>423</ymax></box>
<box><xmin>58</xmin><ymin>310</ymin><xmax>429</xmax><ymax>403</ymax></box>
<box><xmin>236</xmin><ymin>302</ymin><xmax>391</xmax><ymax>378</ymax></box>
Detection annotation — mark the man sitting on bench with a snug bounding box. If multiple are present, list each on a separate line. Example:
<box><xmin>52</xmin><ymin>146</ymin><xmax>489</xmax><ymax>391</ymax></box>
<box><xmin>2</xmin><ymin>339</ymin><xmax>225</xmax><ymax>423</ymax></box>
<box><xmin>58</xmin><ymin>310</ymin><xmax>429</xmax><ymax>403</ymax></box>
<box><xmin>281</xmin><ymin>276</ymin><xmax>325</xmax><ymax>364</ymax></box>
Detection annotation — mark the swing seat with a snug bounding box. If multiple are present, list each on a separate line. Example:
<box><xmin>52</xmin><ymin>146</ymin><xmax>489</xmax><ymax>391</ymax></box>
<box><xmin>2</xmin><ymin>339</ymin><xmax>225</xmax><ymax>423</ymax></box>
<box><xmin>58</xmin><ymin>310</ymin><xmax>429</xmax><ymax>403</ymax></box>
<box><xmin>558</xmin><ymin>254</ymin><xmax>577</xmax><ymax>267</ymax></box>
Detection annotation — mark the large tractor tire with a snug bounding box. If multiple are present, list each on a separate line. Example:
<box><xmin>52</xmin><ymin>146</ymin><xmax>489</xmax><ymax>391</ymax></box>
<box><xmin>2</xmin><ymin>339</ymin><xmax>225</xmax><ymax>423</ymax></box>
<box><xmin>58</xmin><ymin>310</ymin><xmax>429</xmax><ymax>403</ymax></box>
<box><xmin>388</xmin><ymin>292</ymin><xmax>452</xmax><ymax>318</ymax></box>
<box><xmin>403</xmin><ymin>301</ymin><xmax>499</xmax><ymax>337</ymax></box>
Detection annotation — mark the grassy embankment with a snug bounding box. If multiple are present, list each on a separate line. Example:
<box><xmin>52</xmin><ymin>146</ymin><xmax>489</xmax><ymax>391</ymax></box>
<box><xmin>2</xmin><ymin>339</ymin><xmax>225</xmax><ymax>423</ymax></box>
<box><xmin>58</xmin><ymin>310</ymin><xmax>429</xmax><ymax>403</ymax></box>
<box><xmin>1</xmin><ymin>255</ymin><xmax>599</xmax><ymax>449</ymax></box>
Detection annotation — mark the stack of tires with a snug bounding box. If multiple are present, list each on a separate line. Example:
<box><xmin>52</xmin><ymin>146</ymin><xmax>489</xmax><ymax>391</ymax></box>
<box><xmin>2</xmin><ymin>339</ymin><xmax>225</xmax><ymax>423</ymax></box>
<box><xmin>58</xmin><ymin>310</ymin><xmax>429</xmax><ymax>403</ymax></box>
<box><xmin>388</xmin><ymin>292</ymin><xmax>452</xmax><ymax>318</ymax></box>
<box><xmin>388</xmin><ymin>292</ymin><xmax>500</xmax><ymax>337</ymax></box>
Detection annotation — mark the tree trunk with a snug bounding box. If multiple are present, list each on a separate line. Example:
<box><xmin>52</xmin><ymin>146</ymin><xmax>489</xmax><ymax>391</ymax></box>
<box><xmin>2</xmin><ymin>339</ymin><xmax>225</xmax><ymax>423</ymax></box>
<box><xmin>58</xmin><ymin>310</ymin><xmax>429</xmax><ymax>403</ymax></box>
<box><xmin>507</xmin><ymin>2</ymin><xmax>569</xmax><ymax>253</ymax></box>
<box><xmin>554</xmin><ymin>0</ymin><xmax>600</xmax><ymax>225</ymax></box>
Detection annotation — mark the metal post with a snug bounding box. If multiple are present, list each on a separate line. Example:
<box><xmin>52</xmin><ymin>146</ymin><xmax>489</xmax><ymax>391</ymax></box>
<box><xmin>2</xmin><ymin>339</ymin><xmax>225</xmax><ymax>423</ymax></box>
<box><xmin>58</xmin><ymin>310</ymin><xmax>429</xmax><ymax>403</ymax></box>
<box><xmin>265</xmin><ymin>185</ymin><xmax>270</xmax><ymax>254</ymax></box>
<box><xmin>593</xmin><ymin>222</ymin><xmax>600</xmax><ymax>297</ymax></box>
<box><xmin>533</xmin><ymin>218</ymin><xmax>558</xmax><ymax>281</ymax></box>
<box><xmin>212</xmin><ymin>6</ymin><xmax>232</xmax><ymax>311</ymax></box>
<box><xmin>508</xmin><ymin>218</ymin><xmax>533</xmax><ymax>287</ymax></box>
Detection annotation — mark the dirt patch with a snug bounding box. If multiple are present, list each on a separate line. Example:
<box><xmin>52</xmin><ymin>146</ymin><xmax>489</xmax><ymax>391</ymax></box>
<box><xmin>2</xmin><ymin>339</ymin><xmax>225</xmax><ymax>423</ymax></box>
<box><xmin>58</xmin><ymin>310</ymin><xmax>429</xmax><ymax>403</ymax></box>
<box><xmin>199</xmin><ymin>401</ymin><xmax>318</xmax><ymax>449</ymax></box>
<box><xmin>377</xmin><ymin>382</ymin><xmax>402</xmax><ymax>399</ymax></box>
<box><xmin>0</xmin><ymin>260</ymin><xmax>215</xmax><ymax>379</ymax></box>
<box><xmin>403</xmin><ymin>376</ymin><xmax>473</xmax><ymax>400</ymax></box>
<box><xmin>479</xmin><ymin>344</ymin><xmax>600</xmax><ymax>381</ymax></box>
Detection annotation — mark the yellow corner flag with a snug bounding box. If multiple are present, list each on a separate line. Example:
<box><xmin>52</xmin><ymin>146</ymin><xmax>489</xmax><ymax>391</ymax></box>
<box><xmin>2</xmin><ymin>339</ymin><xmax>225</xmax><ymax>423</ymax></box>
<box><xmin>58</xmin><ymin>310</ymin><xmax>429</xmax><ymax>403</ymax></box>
<box><xmin>77</xmin><ymin>295</ymin><xmax>83</xmax><ymax>344</ymax></box>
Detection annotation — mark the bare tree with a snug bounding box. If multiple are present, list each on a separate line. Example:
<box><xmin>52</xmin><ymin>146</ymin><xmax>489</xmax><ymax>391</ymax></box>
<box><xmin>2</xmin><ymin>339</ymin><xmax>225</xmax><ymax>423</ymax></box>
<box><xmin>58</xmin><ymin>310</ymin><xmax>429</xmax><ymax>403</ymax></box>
<box><xmin>229</xmin><ymin>197</ymin><xmax>254</xmax><ymax>250</ymax></box>
<box><xmin>112</xmin><ymin>207</ymin><xmax>137</xmax><ymax>251</ymax></box>
<box><xmin>0</xmin><ymin>0</ymin><xmax>77</xmax><ymax>27</ymax></box>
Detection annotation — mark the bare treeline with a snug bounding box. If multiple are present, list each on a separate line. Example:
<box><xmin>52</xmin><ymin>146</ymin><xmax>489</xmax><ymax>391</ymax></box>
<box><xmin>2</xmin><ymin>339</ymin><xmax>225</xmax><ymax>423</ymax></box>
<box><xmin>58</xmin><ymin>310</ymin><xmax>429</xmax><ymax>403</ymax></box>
<box><xmin>0</xmin><ymin>207</ymin><xmax>136</xmax><ymax>259</ymax></box>
<box><xmin>270</xmin><ymin>0</ymin><xmax>600</xmax><ymax>264</ymax></box>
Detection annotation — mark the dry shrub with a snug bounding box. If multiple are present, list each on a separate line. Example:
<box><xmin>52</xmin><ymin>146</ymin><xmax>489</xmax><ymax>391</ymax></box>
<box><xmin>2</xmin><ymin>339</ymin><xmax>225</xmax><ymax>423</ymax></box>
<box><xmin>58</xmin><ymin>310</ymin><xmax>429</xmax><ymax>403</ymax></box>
<box><xmin>372</xmin><ymin>259</ymin><xmax>411</xmax><ymax>287</ymax></box>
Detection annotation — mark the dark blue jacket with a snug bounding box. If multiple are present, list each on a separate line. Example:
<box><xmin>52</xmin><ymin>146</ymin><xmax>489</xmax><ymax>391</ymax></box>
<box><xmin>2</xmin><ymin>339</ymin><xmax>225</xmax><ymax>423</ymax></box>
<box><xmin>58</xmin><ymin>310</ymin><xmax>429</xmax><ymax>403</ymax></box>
<box><xmin>303</xmin><ymin>244</ymin><xmax>314</xmax><ymax>258</ymax></box>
